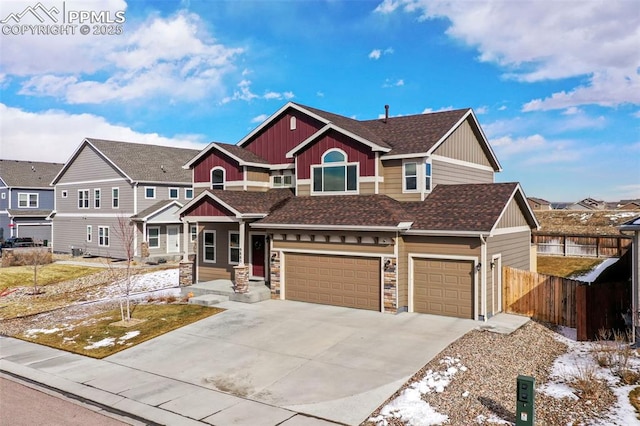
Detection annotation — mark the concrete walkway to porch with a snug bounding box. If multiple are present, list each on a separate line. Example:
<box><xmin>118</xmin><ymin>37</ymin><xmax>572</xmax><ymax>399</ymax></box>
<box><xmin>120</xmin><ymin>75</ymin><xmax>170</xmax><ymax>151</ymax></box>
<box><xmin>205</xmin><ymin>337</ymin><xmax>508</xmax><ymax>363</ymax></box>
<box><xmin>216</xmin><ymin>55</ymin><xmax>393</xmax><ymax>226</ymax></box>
<box><xmin>184</xmin><ymin>279</ymin><xmax>272</xmax><ymax>306</ymax></box>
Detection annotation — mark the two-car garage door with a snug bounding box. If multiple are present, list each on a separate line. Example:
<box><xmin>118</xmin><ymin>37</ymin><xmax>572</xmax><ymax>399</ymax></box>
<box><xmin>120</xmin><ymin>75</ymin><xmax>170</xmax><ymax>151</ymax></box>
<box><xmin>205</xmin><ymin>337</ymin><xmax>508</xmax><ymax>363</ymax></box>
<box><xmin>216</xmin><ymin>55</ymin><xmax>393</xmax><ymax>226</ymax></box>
<box><xmin>412</xmin><ymin>258</ymin><xmax>474</xmax><ymax>319</ymax></box>
<box><xmin>284</xmin><ymin>253</ymin><xmax>380</xmax><ymax>311</ymax></box>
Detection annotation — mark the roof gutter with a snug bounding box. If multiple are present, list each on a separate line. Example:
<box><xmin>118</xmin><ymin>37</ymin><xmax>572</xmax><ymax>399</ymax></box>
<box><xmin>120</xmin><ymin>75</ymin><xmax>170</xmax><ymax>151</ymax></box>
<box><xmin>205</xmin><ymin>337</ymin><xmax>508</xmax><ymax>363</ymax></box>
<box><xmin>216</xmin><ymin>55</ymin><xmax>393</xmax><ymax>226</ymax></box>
<box><xmin>250</xmin><ymin>223</ymin><xmax>409</xmax><ymax>232</ymax></box>
<box><xmin>403</xmin><ymin>229</ymin><xmax>487</xmax><ymax>237</ymax></box>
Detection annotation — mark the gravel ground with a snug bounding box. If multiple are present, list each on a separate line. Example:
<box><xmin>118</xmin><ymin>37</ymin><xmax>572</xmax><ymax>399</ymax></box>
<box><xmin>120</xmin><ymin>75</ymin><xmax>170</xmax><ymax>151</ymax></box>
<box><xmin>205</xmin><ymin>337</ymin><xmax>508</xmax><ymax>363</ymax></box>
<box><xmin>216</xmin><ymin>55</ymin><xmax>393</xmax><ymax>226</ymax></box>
<box><xmin>364</xmin><ymin>321</ymin><xmax>618</xmax><ymax>425</ymax></box>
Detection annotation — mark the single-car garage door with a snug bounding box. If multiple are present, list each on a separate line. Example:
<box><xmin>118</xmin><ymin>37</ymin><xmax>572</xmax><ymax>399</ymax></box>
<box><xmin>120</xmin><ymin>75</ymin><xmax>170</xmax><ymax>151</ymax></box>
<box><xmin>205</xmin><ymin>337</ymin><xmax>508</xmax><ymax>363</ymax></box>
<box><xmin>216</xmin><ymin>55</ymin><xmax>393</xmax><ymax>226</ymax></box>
<box><xmin>285</xmin><ymin>253</ymin><xmax>380</xmax><ymax>311</ymax></box>
<box><xmin>413</xmin><ymin>258</ymin><xmax>474</xmax><ymax>319</ymax></box>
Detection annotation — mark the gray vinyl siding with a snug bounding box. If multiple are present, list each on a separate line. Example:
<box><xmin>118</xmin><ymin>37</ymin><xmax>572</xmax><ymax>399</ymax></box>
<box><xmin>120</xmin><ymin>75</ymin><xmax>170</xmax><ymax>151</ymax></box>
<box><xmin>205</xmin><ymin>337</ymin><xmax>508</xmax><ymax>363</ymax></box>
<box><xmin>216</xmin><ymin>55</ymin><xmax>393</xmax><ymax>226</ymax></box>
<box><xmin>52</xmin><ymin>216</ymin><xmax>129</xmax><ymax>259</ymax></box>
<box><xmin>495</xmin><ymin>198</ymin><xmax>530</xmax><ymax>229</ymax></box>
<box><xmin>135</xmin><ymin>184</ymin><xmax>192</xmax><ymax>211</ymax></box>
<box><xmin>432</xmin><ymin>159</ymin><xmax>493</xmax><ymax>186</ymax></box>
<box><xmin>55</xmin><ymin>180</ymin><xmax>133</xmax><ymax>214</ymax></box>
<box><xmin>486</xmin><ymin>230</ymin><xmax>531</xmax><ymax>271</ymax></box>
<box><xmin>57</xmin><ymin>145</ymin><xmax>122</xmax><ymax>183</ymax></box>
<box><xmin>136</xmin><ymin>223</ymin><xmax>184</xmax><ymax>259</ymax></box>
<box><xmin>434</xmin><ymin>119</ymin><xmax>493</xmax><ymax>168</ymax></box>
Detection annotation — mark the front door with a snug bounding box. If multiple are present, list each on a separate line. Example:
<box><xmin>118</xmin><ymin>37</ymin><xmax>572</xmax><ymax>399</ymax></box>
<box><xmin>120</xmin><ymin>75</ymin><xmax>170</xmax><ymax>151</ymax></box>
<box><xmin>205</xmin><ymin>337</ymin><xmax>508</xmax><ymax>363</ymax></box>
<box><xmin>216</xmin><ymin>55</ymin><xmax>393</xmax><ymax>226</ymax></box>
<box><xmin>251</xmin><ymin>234</ymin><xmax>266</xmax><ymax>278</ymax></box>
<box><xmin>167</xmin><ymin>225</ymin><xmax>180</xmax><ymax>253</ymax></box>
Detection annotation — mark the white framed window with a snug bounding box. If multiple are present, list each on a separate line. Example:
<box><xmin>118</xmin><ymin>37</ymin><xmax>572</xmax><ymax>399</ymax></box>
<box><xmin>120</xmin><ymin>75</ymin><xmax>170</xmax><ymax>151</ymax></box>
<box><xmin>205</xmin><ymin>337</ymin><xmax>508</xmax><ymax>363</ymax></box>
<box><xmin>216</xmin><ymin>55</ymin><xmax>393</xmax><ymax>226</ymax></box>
<box><xmin>311</xmin><ymin>149</ymin><xmax>358</xmax><ymax>194</ymax></box>
<box><xmin>203</xmin><ymin>230</ymin><xmax>216</xmax><ymax>263</ymax></box>
<box><xmin>78</xmin><ymin>190</ymin><xmax>89</xmax><ymax>209</ymax></box>
<box><xmin>185</xmin><ymin>188</ymin><xmax>194</xmax><ymax>199</ymax></box>
<box><xmin>211</xmin><ymin>168</ymin><xmax>225</xmax><ymax>190</ymax></box>
<box><xmin>190</xmin><ymin>225</ymin><xmax>197</xmax><ymax>242</ymax></box>
<box><xmin>145</xmin><ymin>187</ymin><xmax>156</xmax><ymax>199</ymax></box>
<box><xmin>1</xmin><ymin>193</ymin><xmax>5</xmax><ymax>200</ymax></box>
<box><xmin>403</xmin><ymin>162</ymin><xmax>418</xmax><ymax>192</ymax></box>
<box><xmin>94</xmin><ymin>189</ymin><xmax>101</xmax><ymax>208</ymax></box>
<box><xmin>272</xmin><ymin>173</ymin><xmax>294</xmax><ymax>188</ymax></box>
<box><xmin>290</xmin><ymin>116</ymin><xmax>296</xmax><ymax>130</ymax></box>
<box><xmin>112</xmin><ymin>187</ymin><xmax>119</xmax><ymax>209</ymax></box>
<box><xmin>86</xmin><ymin>225</ymin><xmax>92</xmax><ymax>243</ymax></box>
<box><xmin>425</xmin><ymin>159</ymin><xmax>432</xmax><ymax>192</ymax></box>
<box><xmin>229</xmin><ymin>231</ymin><xmax>240</xmax><ymax>264</ymax></box>
<box><xmin>61</xmin><ymin>190</ymin><xmax>68</xmax><ymax>198</ymax></box>
<box><xmin>18</xmin><ymin>193</ymin><xmax>38</xmax><ymax>208</ymax></box>
<box><xmin>169</xmin><ymin>188</ymin><xmax>179</xmax><ymax>199</ymax></box>
<box><xmin>147</xmin><ymin>226</ymin><xmax>160</xmax><ymax>248</ymax></box>
<box><xmin>98</xmin><ymin>226</ymin><xmax>109</xmax><ymax>247</ymax></box>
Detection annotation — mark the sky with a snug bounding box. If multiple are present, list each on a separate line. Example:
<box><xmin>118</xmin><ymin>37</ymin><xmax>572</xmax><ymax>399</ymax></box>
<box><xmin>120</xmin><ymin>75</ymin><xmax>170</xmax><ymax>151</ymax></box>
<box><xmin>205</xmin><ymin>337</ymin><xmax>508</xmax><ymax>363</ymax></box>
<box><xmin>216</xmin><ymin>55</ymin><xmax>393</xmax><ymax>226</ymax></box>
<box><xmin>0</xmin><ymin>0</ymin><xmax>638</xmax><ymax>202</ymax></box>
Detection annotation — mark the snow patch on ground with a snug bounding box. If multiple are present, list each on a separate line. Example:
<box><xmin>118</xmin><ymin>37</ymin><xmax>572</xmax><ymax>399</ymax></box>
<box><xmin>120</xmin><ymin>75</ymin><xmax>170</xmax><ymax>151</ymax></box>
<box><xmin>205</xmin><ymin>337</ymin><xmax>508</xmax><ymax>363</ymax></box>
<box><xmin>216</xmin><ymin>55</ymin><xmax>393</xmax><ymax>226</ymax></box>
<box><xmin>86</xmin><ymin>269</ymin><xmax>180</xmax><ymax>301</ymax></box>
<box><xmin>119</xmin><ymin>330</ymin><xmax>140</xmax><ymax>342</ymax></box>
<box><xmin>84</xmin><ymin>337</ymin><xmax>116</xmax><ymax>349</ymax></box>
<box><xmin>369</xmin><ymin>357</ymin><xmax>466</xmax><ymax>425</ymax></box>
<box><xmin>475</xmin><ymin>414</ymin><xmax>511</xmax><ymax>424</ymax></box>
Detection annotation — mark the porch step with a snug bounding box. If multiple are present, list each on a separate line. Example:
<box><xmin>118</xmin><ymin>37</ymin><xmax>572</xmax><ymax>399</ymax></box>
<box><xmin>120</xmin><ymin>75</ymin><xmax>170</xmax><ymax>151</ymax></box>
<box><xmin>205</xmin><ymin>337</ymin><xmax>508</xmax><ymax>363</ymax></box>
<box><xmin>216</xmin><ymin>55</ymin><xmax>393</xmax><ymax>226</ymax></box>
<box><xmin>181</xmin><ymin>279</ymin><xmax>271</xmax><ymax>304</ymax></box>
<box><xmin>188</xmin><ymin>294</ymin><xmax>229</xmax><ymax>307</ymax></box>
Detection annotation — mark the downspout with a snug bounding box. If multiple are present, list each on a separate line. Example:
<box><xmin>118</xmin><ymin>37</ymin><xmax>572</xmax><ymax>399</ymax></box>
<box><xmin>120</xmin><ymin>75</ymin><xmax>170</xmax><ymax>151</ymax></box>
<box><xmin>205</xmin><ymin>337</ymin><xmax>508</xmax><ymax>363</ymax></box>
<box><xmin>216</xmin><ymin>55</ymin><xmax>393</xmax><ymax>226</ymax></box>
<box><xmin>480</xmin><ymin>234</ymin><xmax>487</xmax><ymax>322</ymax></box>
<box><xmin>133</xmin><ymin>183</ymin><xmax>138</xmax><ymax>256</ymax></box>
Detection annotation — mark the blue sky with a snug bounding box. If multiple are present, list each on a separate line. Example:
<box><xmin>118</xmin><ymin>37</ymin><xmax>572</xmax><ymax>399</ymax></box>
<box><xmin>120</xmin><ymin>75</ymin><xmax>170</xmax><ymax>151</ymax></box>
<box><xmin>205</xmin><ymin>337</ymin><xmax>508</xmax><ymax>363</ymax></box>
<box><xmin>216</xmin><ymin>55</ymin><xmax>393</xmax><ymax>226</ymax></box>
<box><xmin>1</xmin><ymin>0</ymin><xmax>638</xmax><ymax>202</ymax></box>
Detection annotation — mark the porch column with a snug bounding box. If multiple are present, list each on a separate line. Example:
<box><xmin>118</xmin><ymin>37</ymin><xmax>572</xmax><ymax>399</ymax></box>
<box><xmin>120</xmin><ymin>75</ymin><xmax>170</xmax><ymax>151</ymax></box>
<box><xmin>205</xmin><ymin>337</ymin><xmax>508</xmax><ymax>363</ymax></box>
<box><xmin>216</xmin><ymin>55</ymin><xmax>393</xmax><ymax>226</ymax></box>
<box><xmin>182</xmin><ymin>220</ymin><xmax>190</xmax><ymax>262</ymax></box>
<box><xmin>239</xmin><ymin>220</ymin><xmax>246</xmax><ymax>265</ymax></box>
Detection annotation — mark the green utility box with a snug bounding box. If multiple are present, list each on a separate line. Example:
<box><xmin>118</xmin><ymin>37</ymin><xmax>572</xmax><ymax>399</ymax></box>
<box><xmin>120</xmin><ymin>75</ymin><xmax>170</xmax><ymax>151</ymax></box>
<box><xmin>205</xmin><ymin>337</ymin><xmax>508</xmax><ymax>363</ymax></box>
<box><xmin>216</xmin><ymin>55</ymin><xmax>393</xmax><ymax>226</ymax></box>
<box><xmin>516</xmin><ymin>375</ymin><xmax>535</xmax><ymax>426</ymax></box>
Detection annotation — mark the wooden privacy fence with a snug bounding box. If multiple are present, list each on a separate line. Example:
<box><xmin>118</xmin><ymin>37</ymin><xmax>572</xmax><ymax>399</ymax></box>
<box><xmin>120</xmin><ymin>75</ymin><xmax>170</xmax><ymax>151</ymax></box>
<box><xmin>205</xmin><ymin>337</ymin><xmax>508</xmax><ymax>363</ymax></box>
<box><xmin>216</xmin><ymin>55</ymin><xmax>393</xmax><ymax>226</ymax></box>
<box><xmin>503</xmin><ymin>266</ymin><xmax>579</xmax><ymax>328</ymax></box>
<box><xmin>533</xmin><ymin>233</ymin><xmax>631</xmax><ymax>258</ymax></box>
<box><xmin>503</xmin><ymin>266</ymin><xmax>631</xmax><ymax>341</ymax></box>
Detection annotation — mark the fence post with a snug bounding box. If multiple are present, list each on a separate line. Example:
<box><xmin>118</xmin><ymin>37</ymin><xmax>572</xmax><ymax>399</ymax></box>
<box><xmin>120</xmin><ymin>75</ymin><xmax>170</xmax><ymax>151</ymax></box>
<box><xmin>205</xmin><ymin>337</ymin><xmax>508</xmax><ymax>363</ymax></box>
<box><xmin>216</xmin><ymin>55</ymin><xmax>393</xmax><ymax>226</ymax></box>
<box><xmin>576</xmin><ymin>284</ymin><xmax>588</xmax><ymax>341</ymax></box>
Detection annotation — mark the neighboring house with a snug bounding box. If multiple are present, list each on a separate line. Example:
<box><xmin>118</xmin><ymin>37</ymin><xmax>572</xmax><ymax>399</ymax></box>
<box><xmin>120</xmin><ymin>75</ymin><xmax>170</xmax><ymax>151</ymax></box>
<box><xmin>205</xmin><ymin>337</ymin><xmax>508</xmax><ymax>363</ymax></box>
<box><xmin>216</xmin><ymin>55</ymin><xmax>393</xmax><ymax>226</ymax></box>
<box><xmin>527</xmin><ymin>197</ymin><xmax>552</xmax><ymax>211</ymax></box>
<box><xmin>565</xmin><ymin>197</ymin><xmax>607</xmax><ymax>210</ymax></box>
<box><xmin>620</xmin><ymin>216</ymin><xmax>640</xmax><ymax>344</ymax></box>
<box><xmin>178</xmin><ymin>102</ymin><xmax>539</xmax><ymax>321</ymax></box>
<box><xmin>0</xmin><ymin>159</ymin><xmax>63</xmax><ymax>244</ymax></box>
<box><xmin>50</xmin><ymin>139</ymin><xmax>199</xmax><ymax>260</ymax></box>
<box><xmin>618</xmin><ymin>201</ymin><xmax>640</xmax><ymax>211</ymax></box>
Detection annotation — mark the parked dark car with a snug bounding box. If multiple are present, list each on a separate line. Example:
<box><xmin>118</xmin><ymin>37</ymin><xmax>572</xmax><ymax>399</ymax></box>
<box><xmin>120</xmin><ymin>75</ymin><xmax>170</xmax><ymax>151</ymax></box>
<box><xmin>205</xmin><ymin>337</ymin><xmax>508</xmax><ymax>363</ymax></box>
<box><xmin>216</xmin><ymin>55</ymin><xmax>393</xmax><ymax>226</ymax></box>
<box><xmin>0</xmin><ymin>237</ymin><xmax>36</xmax><ymax>254</ymax></box>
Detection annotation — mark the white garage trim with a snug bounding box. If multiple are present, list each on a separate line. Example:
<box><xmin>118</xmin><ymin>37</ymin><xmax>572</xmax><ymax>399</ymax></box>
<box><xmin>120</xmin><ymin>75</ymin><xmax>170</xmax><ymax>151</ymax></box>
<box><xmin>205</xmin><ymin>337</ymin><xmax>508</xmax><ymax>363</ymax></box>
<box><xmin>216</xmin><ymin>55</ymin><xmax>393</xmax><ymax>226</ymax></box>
<box><xmin>408</xmin><ymin>253</ymin><xmax>479</xmax><ymax>320</ymax></box>
<box><xmin>279</xmin><ymin>248</ymin><xmax>391</xmax><ymax>312</ymax></box>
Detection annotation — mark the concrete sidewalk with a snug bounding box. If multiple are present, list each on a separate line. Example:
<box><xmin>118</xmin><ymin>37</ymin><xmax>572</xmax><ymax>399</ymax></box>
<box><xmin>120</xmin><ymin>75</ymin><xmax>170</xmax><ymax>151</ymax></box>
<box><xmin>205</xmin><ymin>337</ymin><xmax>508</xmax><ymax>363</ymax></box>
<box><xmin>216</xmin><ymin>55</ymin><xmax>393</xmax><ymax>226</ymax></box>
<box><xmin>0</xmin><ymin>300</ymin><xmax>528</xmax><ymax>425</ymax></box>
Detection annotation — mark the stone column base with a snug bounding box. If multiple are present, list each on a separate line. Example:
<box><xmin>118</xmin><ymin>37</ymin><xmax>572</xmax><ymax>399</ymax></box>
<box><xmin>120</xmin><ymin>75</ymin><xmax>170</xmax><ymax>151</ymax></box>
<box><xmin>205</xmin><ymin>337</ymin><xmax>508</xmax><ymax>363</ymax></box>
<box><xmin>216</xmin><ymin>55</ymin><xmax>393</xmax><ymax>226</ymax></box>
<box><xmin>179</xmin><ymin>260</ymin><xmax>194</xmax><ymax>286</ymax></box>
<box><xmin>234</xmin><ymin>265</ymin><xmax>250</xmax><ymax>293</ymax></box>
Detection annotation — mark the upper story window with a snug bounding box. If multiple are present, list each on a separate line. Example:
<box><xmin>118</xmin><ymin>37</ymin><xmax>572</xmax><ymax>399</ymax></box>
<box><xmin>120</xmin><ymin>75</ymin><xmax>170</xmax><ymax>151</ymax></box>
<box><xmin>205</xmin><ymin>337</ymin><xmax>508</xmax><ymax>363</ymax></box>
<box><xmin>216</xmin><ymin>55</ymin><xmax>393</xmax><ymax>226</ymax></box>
<box><xmin>312</xmin><ymin>149</ymin><xmax>358</xmax><ymax>194</ymax></box>
<box><xmin>185</xmin><ymin>188</ymin><xmax>194</xmax><ymax>199</ymax></box>
<box><xmin>290</xmin><ymin>116</ymin><xmax>296</xmax><ymax>130</ymax></box>
<box><xmin>94</xmin><ymin>189</ymin><xmax>101</xmax><ymax>208</ymax></box>
<box><xmin>272</xmin><ymin>170</ymin><xmax>294</xmax><ymax>188</ymax></box>
<box><xmin>112</xmin><ymin>187</ymin><xmax>119</xmax><ymax>208</ymax></box>
<box><xmin>145</xmin><ymin>187</ymin><xmax>156</xmax><ymax>199</ymax></box>
<box><xmin>78</xmin><ymin>190</ymin><xmax>89</xmax><ymax>209</ymax></box>
<box><xmin>425</xmin><ymin>160</ymin><xmax>432</xmax><ymax>192</ymax></box>
<box><xmin>18</xmin><ymin>193</ymin><xmax>38</xmax><ymax>208</ymax></box>
<box><xmin>169</xmin><ymin>188</ymin><xmax>179</xmax><ymax>199</ymax></box>
<box><xmin>211</xmin><ymin>168</ymin><xmax>225</xmax><ymax>190</ymax></box>
<box><xmin>403</xmin><ymin>162</ymin><xmax>418</xmax><ymax>192</ymax></box>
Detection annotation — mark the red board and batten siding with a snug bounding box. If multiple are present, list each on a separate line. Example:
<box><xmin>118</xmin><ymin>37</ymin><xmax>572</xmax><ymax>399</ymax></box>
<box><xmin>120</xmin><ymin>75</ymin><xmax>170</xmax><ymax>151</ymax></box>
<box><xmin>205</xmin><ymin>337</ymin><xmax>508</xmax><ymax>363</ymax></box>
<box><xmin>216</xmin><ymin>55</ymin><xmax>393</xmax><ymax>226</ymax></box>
<box><xmin>296</xmin><ymin>131</ymin><xmax>376</xmax><ymax>179</ymax></box>
<box><xmin>242</xmin><ymin>111</ymin><xmax>324</xmax><ymax>164</ymax></box>
<box><xmin>192</xmin><ymin>150</ymin><xmax>242</xmax><ymax>183</ymax></box>
<box><xmin>184</xmin><ymin>199</ymin><xmax>234</xmax><ymax>217</ymax></box>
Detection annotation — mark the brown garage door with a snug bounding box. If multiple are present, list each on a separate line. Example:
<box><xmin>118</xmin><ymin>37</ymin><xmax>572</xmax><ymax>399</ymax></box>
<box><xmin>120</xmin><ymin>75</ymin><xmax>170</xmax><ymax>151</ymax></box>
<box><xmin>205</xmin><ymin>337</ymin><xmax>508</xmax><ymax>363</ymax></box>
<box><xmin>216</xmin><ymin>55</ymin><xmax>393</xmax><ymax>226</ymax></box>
<box><xmin>413</xmin><ymin>258</ymin><xmax>474</xmax><ymax>319</ymax></box>
<box><xmin>285</xmin><ymin>253</ymin><xmax>380</xmax><ymax>311</ymax></box>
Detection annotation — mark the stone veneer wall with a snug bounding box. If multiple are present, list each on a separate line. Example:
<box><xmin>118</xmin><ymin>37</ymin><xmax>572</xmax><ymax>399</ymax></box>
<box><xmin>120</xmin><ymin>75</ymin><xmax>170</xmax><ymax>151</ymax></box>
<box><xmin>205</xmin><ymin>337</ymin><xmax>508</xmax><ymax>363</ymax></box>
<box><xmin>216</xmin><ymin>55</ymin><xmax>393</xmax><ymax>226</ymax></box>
<box><xmin>270</xmin><ymin>251</ymin><xmax>281</xmax><ymax>298</ymax></box>
<box><xmin>383</xmin><ymin>257</ymin><xmax>398</xmax><ymax>313</ymax></box>
<box><xmin>233</xmin><ymin>264</ymin><xmax>249</xmax><ymax>292</ymax></box>
<box><xmin>179</xmin><ymin>260</ymin><xmax>194</xmax><ymax>286</ymax></box>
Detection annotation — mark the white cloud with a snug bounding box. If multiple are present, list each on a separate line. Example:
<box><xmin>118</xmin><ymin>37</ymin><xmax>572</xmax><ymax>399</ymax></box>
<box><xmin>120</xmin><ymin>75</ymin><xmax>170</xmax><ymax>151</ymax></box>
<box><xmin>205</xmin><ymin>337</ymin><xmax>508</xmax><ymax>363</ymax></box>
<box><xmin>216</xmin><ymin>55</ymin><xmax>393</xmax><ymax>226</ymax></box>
<box><xmin>422</xmin><ymin>106</ymin><xmax>453</xmax><ymax>114</ymax></box>
<box><xmin>490</xmin><ymin>133</ymin><xmax>578</xmax><ymax>165</ymax></box>
<box><xmin>2</xmin><ymin>6</ymin><xmax>244</xmax><ymax>104</ymax></box>
<box><xmin>383</xmin><ymin>78</ymin><xmax>404</xmax><ymax>88</ymax></box>
<box><xmin>475</xmin><ymin>106</ymin><xmax>488</xmax><ymax>115</ymax></box>
<box><xmin>369</xmin><ymin>49</ymin><xmax>382</xmax><ymax>60</ymax></box>
<box><xmin>251</xmin><ymin>114</ymin><xmax>269</xmax><ymax>123</ymax></box>
<box><xmin>222</xmin><ymin>81</ymin><xmax>294</xmax><ymax>104</ymax></box>
<box><xmin>0</xmin><ymin>103</ymin><xmax>206</xmax><ymax>163</ymax></box>
<box><xmin>316</xmin><ymin>91</ymin><xmax>325</xmax><ymax>97</ymax></box>
<box><xmin>498</xmin><ymin>105</ymin><xmax>507</xmax><ymax>111</ymax></box>
<box><xmin>376</xmin><ymin>0</ymin><xmax>640</xmax><ymax>111</ymax></box>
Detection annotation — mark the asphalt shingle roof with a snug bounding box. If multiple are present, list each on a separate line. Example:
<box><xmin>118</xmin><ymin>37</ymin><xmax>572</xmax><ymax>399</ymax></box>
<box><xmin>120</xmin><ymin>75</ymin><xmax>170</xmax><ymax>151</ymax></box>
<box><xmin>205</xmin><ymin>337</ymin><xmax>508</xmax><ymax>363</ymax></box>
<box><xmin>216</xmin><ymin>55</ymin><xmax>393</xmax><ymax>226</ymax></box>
<box><xmin>209</xmin><ymin>188</ymin><xmax>294</xmax><ymax>214</ymax></box>
<box><xmin>130</xmin><ymin>200</ymin><xmax>180</xmax><ymax>220</ymax></box>
<box><xmin>256</xmin><ymin>194</ymin><xmax>412</xmax><ymax>227</ymax></box>
<box><xmin>87</xmin><ymin>138</ymin><xmax>200</xmax><ymax>183</ymax></box>
<box><xmin>7</xmin><ymin>209</ymin><xmax>52</xmax><ymax>217</ymax></box>
<box><xmin>214</xmin><ymin>143</ymin><xmax>270</xmax><ymax>165</ymax></box>
<box><xmin>409</xmin><ymin>183</ymin><xmax>520</xmax><ymax>232</ymax></box>
<box><xmin>0</xmin><ymin>159</ymin><xmax>63</xmax><ymax>188</ymax></box>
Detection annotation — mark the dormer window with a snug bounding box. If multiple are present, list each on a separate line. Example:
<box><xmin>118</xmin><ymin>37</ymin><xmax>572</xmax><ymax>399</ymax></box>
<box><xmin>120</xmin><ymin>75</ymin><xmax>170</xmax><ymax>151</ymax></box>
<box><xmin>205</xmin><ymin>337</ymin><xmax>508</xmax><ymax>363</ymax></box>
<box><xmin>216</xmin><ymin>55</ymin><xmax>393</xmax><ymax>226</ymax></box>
<box><xmin>211</xmin><ymin>168</ymin><xmax>225</xmax><ymax>190</ymax></box>
<box><xmin>312</xmin><ymin>149</ymin><xmax>358</xmax><ymax>194</ymax></box>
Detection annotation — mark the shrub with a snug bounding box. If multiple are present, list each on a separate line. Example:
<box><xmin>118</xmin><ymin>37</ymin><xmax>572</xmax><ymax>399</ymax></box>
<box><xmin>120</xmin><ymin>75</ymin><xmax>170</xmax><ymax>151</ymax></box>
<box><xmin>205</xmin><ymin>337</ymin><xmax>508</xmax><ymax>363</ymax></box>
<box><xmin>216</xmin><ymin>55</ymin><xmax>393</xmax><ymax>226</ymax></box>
<box><xmin>572</xmin><ymin>363</ymin><xmax>605</xmax><ymax>399</ymax></box>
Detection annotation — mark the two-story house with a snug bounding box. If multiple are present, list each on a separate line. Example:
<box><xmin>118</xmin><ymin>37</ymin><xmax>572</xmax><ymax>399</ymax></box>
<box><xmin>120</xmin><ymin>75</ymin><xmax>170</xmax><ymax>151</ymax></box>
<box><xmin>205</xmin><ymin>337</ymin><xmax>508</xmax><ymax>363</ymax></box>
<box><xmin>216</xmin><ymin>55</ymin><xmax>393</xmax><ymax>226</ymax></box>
<box><xmin>177</xmin><ymin>103</ymin><xmax>539</xmax><ymax>321</ymax></box>
<box><xmin>50</xmin><ymin>138</ymin><xmax>199</xmax><ymax>260</ymax></box>
<box><xmin>0</xmin><ymin>159</ymin><xmax>63</xmax><ymax>244</ymax></box>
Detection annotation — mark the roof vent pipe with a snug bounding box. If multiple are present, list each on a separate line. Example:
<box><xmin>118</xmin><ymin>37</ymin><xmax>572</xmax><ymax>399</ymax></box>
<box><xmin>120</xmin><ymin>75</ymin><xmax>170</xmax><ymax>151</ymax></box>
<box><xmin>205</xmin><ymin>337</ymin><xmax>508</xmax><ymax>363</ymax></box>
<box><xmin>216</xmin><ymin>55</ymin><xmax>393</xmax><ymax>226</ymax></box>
<box><xmin>384</xmin><ymin>105</ymin><xmax>389</xmax><ymax>123</ymax></box>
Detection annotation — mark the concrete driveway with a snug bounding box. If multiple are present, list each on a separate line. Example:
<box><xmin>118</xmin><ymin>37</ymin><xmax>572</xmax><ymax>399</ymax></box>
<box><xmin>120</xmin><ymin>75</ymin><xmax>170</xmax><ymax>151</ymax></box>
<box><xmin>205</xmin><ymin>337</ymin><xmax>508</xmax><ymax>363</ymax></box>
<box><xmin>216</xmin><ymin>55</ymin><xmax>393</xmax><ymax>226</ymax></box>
<box><xmin>107</xmin><ymin>299</ymin><xmax>477</xmax><ymax>425</ymax></box>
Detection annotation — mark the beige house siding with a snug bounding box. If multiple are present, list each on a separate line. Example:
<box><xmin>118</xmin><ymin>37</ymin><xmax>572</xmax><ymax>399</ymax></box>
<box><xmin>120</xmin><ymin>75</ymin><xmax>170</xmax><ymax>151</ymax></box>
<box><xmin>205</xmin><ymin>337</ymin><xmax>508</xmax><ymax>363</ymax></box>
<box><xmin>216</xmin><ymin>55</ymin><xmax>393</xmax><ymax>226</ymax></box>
<box><xmin>381</xmin><ymin>159</ymin><xmax>422</xmax><ymax>201</ymax></box>
<box><xmin>432</xmin><ymin>159</ymin><xmax>493</xmax><ymax>186</ymax></box>
<box><xmin>486</xmin><ymin>230</ymin><xmax>531</xmax><ymax>272</ymax></box>
<box><xmin>197</xmin><ymin>222</ymin><xmax>239</xmax><ymax>282</ymax></box>
<box><xmin>398</xmin><ymin>235</ymin><xmax>481</xmax><ymax>310</ymax></box>
<box><xmin>434</xmin><ymin>119</ymin><xmax>492</xmax><ymax>167</ymax></box>
<box><xmin>359</xmin><ymin>181</ymin><xmax>375</xmax><ymax>194</ymax></box>
<box><xmin>495</xmin><ymin>198</ymin><xmax>530</xmax><ymax>229</ymax></box>
<box><xmin>297</xmin><ymin>184</ymin><xmax>310</xmax><ymax>196</ymax></box>
<box><xmin>56</xmin><ymin>145</ymin><xmax>122</xmax><ymax>183</ymax></box>
<box><xmin>246</xmin><ymin>185</ymin><xmax>270</xmax><ymax>192</ymax></box>
<box><xmin>247</xmin><ymin>167</ymin><xmax>269</xmax><ymax>182</ymax></box>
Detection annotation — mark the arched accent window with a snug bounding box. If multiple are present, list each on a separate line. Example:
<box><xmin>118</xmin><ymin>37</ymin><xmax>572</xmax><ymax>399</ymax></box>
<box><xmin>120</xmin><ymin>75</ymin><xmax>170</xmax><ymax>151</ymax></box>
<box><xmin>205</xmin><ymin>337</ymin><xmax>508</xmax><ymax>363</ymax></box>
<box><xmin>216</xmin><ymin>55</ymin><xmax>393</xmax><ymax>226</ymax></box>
<box><xmin>211</xmin><ymin>167</ymin><xmax>225</xmax><ymax>190</ymax></box>
<box><xmin>312</xmin><ymin>149</ymin><xmax>358</xmax><ymax>193</ymax></box>
<box><xmin>290</xmin><ymin>116</ymin><xmax>297</xmax><ymax>131</ymax></box>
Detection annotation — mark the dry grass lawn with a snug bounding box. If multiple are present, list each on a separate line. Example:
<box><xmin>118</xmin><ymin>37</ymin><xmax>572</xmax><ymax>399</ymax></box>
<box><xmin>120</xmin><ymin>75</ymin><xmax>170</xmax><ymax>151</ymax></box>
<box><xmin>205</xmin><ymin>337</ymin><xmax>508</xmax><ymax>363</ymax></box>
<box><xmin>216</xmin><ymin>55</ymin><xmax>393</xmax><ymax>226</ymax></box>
<box><xmin>18</xmin><ymin>303</ymin><xmax>223</xmax><ymax>358</ymax></box>
<box><xmin>537</xmin><ymin>256</ymin><xmax>602</xmax><ymax>278</ymax></box>
<box><xmin>0</xmin><ymin>264</ymin><xmax>101</xmax><ymax>289</ymax></box>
